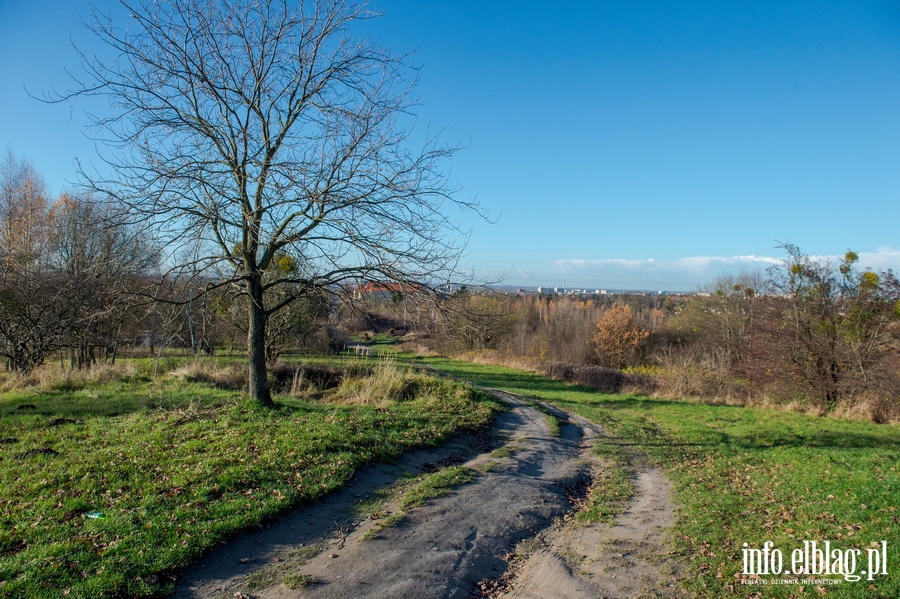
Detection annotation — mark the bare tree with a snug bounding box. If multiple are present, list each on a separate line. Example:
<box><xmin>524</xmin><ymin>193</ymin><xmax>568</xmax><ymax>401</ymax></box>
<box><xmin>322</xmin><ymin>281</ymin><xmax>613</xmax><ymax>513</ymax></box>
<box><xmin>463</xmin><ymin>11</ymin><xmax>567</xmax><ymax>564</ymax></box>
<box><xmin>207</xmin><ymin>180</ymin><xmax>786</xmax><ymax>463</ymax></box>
<box><xmin>48</xmin><ymin>193</ymin><xmax>159</xmax><ymax>367</ymax></box>
<box><xmin>59</xmin><ymin>0</ymin><xmax>476</xmax><ymax>405</ymax></box>
<box><xmin>0</xmin><ymin>152</ymin><xmax>62</xmax><ymax>371</ymax></box>
<box><xmin>0</xmin><ymin>150</ymin><xmax>49</xmax><ymax>272</ymax></box>
<box><xmin>670</xmin><ymin>272</ymin><xmax>762</xmax><ymax>366</ymax></box>
<box><xmin>438</xmin><ymin>289</ymin><xmax>514</xmax><ymax>352</ymax></box>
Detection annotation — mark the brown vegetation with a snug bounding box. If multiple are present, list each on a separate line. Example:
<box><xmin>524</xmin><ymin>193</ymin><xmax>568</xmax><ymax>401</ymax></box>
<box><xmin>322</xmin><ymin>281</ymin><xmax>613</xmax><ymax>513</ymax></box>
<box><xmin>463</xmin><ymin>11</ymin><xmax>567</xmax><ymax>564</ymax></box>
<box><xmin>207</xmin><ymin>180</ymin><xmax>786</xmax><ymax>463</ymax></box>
<box><xmin>592</xmin><ymin>305</ymin><xmax>649</xmax><ymax>369</ymax></box>
<box><xmin>394</xmin><ymin>248</ymin><xmax>899</xmax><ymax>423</ymax></box>
<box><xmin>1</xmin><ymin>156</ymin><xmax>896</xmax><ymax>425</ymax></box>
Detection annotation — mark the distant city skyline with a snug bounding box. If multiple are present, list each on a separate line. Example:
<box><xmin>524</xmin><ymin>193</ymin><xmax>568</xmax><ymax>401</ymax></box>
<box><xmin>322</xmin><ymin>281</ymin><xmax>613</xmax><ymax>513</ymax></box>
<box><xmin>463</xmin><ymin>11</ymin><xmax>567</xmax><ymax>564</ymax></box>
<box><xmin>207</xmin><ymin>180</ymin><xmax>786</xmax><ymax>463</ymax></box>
<box><xmin>2</xmin><ymin>0</ymin><xmax>898</xmax><ymax>291</ymax></box>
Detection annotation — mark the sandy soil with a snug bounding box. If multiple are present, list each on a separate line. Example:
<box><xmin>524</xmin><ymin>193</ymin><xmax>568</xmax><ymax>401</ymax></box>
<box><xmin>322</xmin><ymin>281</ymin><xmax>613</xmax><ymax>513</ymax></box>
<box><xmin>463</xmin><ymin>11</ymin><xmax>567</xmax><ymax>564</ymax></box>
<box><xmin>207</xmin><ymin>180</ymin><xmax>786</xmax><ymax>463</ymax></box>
<box><xmin>172</xmin><ymin>391</ymin><xmax>686</xmax><ymax>599</ymax></box>
<box><xmin>496</xmin><ymin>410</ymin><xmax>686</xmax><ymax>599</ymax></box>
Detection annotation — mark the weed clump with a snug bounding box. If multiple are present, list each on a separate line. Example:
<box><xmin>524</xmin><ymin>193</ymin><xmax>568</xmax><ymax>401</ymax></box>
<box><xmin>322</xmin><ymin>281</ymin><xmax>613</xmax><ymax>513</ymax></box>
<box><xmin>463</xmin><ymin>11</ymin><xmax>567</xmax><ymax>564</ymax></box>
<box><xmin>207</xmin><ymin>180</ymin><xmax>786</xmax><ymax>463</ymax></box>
<box><xmin>331</xmin><ymin>362</ymin><xmax>464</xmax><ymax>406</ymax></box>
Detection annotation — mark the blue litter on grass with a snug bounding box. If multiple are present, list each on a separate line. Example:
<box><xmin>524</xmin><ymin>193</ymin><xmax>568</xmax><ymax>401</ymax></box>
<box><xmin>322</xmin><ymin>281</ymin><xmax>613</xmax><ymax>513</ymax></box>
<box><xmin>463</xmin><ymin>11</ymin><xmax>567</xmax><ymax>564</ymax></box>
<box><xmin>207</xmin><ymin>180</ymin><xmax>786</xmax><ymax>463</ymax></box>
<box><xmin>86</xmin><ymin>512</ymin><xmax>106</xmax><ymax>519</ymax></box>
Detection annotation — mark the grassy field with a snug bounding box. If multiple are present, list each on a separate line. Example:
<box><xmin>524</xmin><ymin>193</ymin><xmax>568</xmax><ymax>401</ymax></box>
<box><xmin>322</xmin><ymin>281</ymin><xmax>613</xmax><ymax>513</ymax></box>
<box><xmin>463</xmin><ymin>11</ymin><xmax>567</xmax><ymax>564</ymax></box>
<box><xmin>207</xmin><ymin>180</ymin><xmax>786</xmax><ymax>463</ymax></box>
<box><xmin>2</xmin><ymin>349</ymin><xmax>897</xmax><ymax>598</ymax></box>
<box><xmin>419</xmin><ymin>356</ymin><xmax>900</xmax><ymax>598</ymax></box>
<box><xmin>0</xmin><ymin>357</ymin><xmax>499</xmax><ymax>598</ymax></box>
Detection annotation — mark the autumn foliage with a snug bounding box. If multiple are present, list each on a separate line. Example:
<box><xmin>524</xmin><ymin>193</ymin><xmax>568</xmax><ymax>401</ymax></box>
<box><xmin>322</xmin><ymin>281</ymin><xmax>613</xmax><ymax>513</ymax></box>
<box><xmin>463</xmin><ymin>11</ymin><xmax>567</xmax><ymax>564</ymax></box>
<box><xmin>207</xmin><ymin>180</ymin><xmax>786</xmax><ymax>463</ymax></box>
<box><xmin>592</xmin><ymin>305</ymin><xmax>649</xmax><ymax>369</ymax></box>
<box><xmin>406</xmin><ymin>248</ymin><xmax>899</xmax><ymax>421</ymax></box>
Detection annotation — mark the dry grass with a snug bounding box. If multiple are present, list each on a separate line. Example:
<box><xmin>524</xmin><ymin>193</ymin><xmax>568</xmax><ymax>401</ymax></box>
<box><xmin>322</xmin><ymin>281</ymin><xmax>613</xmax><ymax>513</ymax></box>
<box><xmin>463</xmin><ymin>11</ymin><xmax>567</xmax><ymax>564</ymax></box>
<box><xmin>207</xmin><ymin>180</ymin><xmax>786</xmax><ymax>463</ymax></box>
<box><xmin>331</xmin><ymin>361</ymin><xmax>419</xmax><ymax>406</ymax></box>
<box><xmin>171</xmin><ymin>361</ymin><xmax>247</xmax><ymax>391</ymax></box>
<box><xmin>460</xmin><ymin>350</ymin><xmax>543</xmax><ymax>373</ymax></box>
<box><xmin>0</xmin><ymin>361</ymin><xmax>138</xmax><ymax>392</ymax></box>
<box><xmin>330</xmin><ymin>360</ymin><xmax>470</xmax><ymax>407</ymax></box>
<box><xmin>828</xmin><ymin>392</ymin><xmax>900</xmax><ymax>424</ymax></box>
<box><xmin>395</xmin><ymin>339</ymin><xmax>440</xmax><ymax>357</ymax></box>
<box><xmin>451</xmin><ymin>350</ymin><xmax>900</xmax><ymax>425</ymax></box>
<box><xmin>650</xmin><ymin>373</ymin><xmax>900</xmax><ymax>424</ymax></box>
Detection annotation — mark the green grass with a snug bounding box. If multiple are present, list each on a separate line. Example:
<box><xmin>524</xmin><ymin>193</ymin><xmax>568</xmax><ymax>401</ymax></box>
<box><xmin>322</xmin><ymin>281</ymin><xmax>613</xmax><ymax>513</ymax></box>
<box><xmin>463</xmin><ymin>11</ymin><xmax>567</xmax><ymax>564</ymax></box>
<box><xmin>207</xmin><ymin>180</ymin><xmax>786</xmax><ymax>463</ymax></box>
<box><xmin>576</xmin><ymin>440</ymin><xmax>634</xmax><ymax>525</ymax></box>
<box><xmin>0</xmin><ymin>360</ymin><xmax>498</xmax><ymax>598</ymax></box>
<box><xmin>489</xmin><ymin>438</ymin><xmax>523</xmax><ymax>459</ymax></box>
<box><xmin>520</xmin><ymin>398</ymin><xmax>563</xmax><ymax>436</ymax></box>
<box><xmin>360</xmin><ymin>465</ymin><xmax>476</xmax><ymax>539</ymax></box>
<box><xmin>397</xmin><ymin>465</ymin><xmax>475</xmax><ymax>510</ymax></box>
<box><xmin>418</xmin><ymin>356</ymin><xmax>900</xmax><ymax>598</ymax></box>
<box><xmin>282</xmin><ymin>572</ymin><xmax>318</xmax><ymax>588</ymax></box>
<box><xmin>5</xmin><ymin>351</ymin><xmax>895</xmax><ymax>598</ymax></box>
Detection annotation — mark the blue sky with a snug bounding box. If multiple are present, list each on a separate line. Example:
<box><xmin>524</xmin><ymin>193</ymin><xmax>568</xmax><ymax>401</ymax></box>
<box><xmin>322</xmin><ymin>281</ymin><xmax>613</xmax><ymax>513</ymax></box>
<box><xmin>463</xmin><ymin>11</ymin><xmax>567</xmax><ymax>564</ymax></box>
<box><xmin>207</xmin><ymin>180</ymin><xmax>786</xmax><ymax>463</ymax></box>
<box><xmin>2</xmin><ymin>0</ymin><xmax>898</xmax><ymax>291</ymax></box>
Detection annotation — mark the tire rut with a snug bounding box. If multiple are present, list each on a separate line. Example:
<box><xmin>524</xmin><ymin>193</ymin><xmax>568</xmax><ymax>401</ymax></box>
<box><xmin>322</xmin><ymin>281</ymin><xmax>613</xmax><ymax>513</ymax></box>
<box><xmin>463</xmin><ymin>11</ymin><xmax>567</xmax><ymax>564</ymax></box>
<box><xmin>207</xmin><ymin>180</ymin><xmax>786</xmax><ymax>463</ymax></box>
<box><xmin>496</xmin><ymin>409</ymin><xmax>687</xmax><ymax>599</ymax></box>
<box><xmin>172</xmin><ymin>390</ymin><xmax>684</xmax><ymax>599</ymax></box>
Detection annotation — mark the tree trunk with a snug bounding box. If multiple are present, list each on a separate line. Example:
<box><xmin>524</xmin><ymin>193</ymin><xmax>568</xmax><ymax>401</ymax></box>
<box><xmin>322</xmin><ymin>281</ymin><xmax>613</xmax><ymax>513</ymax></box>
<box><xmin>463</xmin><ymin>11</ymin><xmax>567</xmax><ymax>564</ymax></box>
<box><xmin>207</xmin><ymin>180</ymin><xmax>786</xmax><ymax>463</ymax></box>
<box><xmin>247</xmin><ymin>279</ymin><xmax>274</xmax><ymax>407</ymax></box>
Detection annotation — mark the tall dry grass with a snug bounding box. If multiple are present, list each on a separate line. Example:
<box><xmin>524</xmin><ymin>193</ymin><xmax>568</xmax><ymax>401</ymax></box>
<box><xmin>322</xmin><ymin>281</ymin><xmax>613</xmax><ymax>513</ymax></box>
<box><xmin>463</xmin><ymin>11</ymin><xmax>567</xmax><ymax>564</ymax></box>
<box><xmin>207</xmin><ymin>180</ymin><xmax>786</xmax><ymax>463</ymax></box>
<box><xmin>0</xmin><ymin>362</ymin><xmax>138</xmax><ymax>392</ymax></box>
<box><xmin>331</xmin><ymin>360</ymin><xmax>418</xmax><ymax>406</ymax></box>
<box><xmin>171</xmin><ymin>361</ymin><xmax>247</xmax><ymax>391</ymax></box>
<box><xmin>330</xmin><ymin>359</ymin><xmax>469</xmax><ymax>407</ymax></box>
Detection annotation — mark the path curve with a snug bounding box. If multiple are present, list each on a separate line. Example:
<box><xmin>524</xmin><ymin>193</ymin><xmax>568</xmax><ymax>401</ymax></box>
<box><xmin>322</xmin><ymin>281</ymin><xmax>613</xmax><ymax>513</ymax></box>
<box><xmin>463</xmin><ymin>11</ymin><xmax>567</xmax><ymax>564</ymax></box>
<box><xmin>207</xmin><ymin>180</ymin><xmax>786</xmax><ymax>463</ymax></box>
<box><xmin>172</xmin><ymin>391</ymin><xmax>685</xmax><ymax>598</ymax></box>
<box><xmin>497</xmin><ymin>411</ymin><xmax>686</xmax><ymax>598</ymax></box>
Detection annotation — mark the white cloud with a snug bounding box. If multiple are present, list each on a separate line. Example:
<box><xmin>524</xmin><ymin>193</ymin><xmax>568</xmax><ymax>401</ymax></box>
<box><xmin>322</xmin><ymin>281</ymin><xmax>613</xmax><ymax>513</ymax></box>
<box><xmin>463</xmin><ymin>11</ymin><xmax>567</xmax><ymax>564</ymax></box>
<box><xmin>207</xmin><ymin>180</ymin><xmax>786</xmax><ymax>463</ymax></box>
<box><xmin>543</xmin><ymin>251</ymin><xmax>898</xmax><ymax>291</ymax></box>
<box><xmin>859</xmin><ymin>247</ymin><xmax>900</xmax><ymax>272</ymax></box>
<box><xmin>554</xmin><ymin>255</ymin><xmax>781</xmax><ymax>270</ymax></box>
<box><xmin>538</xmin><ymin>255</ymin><xmax>777</xmax><ymax>291</ymax></box>
<box><xmin>504</xmin><ymin>249</ymin><xmax>900</xmax><ymax>292</ymax></box>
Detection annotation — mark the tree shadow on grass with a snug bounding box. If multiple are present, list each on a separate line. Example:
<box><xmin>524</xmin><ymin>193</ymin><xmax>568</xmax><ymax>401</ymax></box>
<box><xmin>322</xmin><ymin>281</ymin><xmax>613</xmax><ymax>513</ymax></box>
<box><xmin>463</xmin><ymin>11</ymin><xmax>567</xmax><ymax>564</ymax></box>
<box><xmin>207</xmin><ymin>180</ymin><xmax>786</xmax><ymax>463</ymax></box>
<box><xmin>0</xmin><ymin>381</ymin><xmax>255</xmax><ymax>422</ymax></box>
<box><xmin>411</xmin><ymin>357</ymin><xmax>900</xmax><ymax>453</ymax></box>
<box><xmin>559</xmin><ymin>396</ymin><xmax>900</xmax><ymax>452</ymax></box>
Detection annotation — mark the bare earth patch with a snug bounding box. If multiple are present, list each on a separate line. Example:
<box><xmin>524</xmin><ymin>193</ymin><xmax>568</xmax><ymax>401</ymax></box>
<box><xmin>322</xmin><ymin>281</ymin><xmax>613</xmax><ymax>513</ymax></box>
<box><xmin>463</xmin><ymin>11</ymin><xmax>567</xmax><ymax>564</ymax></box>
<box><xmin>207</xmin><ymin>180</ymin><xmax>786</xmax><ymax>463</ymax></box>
<box><xmin>497</xmin><ymin>413</ymin><xmax>686</xmax><ymax>597</ymax></box>
<box><xmin>173</xmin><ymin>391</ymin><xmax>686</xmax><ymax>598</ymax></box>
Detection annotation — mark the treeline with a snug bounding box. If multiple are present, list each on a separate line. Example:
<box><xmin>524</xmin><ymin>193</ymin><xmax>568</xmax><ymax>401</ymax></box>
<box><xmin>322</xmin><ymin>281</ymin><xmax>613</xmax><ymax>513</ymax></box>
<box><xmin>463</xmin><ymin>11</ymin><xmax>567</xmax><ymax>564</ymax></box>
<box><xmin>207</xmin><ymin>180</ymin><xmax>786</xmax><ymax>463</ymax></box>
<box><xmin>386</xmin><ymin>248</ymin><xmax>899</xmax><ymax>421</ymax></box>
<box><xmin>0</xmin><ymin>152</ymin><xmax>151</xmax><ymax>370</ymax></box>
<box><xmin>0</xmin><ymin>153</ymin><xmax>332</xmax><ymax>372</ymax></box>
<box><xmin>4</xmin><ymin>151</ymin><xmax>898</xmax><ymax>421</ymax></box>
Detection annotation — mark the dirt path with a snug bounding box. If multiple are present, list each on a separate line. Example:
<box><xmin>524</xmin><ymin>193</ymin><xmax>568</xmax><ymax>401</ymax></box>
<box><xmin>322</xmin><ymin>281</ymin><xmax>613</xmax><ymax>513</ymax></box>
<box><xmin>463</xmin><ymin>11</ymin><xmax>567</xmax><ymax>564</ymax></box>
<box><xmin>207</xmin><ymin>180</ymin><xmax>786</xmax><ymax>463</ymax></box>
<box><xmin>497</xmin><ymin>410</ymin><xmax>686</xmax><ymax>598</ymax></box>
<box><xmin>173</xmin><ymin>391</ymin><xmax>685</xmax><ymax>599</ymax></box>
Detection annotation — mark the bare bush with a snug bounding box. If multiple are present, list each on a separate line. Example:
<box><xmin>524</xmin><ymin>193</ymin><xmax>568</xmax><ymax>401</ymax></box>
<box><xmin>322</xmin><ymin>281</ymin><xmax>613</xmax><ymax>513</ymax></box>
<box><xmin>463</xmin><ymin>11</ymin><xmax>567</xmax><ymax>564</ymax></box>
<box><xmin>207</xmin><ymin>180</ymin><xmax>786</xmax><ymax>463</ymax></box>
<box><xmin>543</xmin><ymin>363</ymin><xmax>624</xmax><ymax>393</ymax></box>
<box><xmin>267</xmin><ymin>362</ymin><xmax>347</xmax><ymax>395</ymax></box>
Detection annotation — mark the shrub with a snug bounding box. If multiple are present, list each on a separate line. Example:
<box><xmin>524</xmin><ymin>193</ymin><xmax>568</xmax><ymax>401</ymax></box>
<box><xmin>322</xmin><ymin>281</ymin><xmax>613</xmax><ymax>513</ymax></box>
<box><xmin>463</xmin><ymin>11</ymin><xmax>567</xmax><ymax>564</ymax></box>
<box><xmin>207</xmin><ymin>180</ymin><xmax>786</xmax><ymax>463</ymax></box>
<box><xmin>592</xmin><ymin>305</ymin><xmax>649</xmax><ymax>369</ymax></box>
<box><xmin>539</xmin><ymin>362</ymin><xmax>621</xmax><ymax>393</ymax></box>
